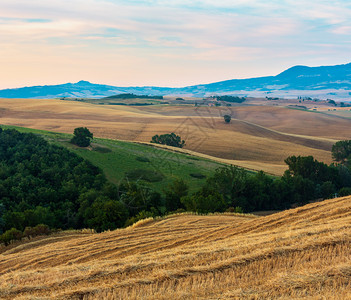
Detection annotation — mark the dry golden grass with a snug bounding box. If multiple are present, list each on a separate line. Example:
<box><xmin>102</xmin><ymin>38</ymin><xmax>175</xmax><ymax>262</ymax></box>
<box><xmin>1</xmin><ymin>196</ymin><xmax>351</xmax><ymax>299</ymax></box>
<box><xmin>1</xmin><ymin>98</ymin><xmax>350</xmax><ymax>174</ymax></box>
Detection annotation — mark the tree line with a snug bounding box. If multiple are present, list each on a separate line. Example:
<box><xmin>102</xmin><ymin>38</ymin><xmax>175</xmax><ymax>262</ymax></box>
<box><xmin>1</xmin><ymin>127</ymin><xmax>351</xmax><ymax>245</ymax></box>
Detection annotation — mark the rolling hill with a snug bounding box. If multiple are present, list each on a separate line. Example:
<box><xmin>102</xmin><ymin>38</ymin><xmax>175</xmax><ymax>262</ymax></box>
<box><xmin>1</xmin><ymin>98</ymin><xmax>350</xmax><ymax>175</ymax></box>
<box><xmin>1</xmin><ymin>62</ymin><xmax>351</xmax><ymax>99</ymax></box>
<box><xmin>0</xmin><ymin>125</ymin><xmax>226</xmax><ymax>194</ymax></box>
<box><xmin>1</xmin><ymin>196</ymin><xmax>350</xmax><ymax>299</ymax></box>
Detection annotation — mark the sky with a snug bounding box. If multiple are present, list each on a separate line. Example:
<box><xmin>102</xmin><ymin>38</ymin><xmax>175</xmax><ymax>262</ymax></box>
<box><xmin>1</xmin><ymin>0</ymin><xmax>351</xmax><ymax>89</ymax></box>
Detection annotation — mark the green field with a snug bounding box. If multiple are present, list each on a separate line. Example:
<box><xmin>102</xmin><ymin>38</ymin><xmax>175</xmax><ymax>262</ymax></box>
<box><xmin>1</xmin><ymin>125</ymin><xmax>227</xmax><ymax>194</ymax></box>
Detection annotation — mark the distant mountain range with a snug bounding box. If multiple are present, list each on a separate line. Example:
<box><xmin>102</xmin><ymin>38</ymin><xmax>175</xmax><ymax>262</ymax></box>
<box><xmin>1</xmin><ymin>63</ymin><xmax>351</xmax><ymax>100</ymax></box>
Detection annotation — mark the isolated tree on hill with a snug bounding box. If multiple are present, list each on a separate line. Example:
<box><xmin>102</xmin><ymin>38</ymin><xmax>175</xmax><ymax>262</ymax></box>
<box><xmin>332</xmin><ymin>140</ymin><xmax>351</xmax><ymax>165</ymax></box>
<box><xmin>223</xmin><ymin>115</ymin><xmax>231</xmax><ymax>123</ymax></box>
<box><xmin>151</xmin><ymin>133</ymin><xmax>185</xmax><ymax>148</ymax></box>
<box><xmin>71</xmin><ymin>127</ymin><xmax>93</xmax><ymax>147</ymax></box>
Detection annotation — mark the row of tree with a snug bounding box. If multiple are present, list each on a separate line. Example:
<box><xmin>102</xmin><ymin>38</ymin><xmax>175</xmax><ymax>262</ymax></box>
<box><xmin>2</xmin><ymin>127</ymin><xmax>351</xmax><ymax>245</ymax></box>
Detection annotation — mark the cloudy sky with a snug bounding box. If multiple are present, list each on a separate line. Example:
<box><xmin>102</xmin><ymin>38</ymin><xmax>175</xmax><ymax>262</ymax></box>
<box><xmin>1</xmin><ymin>0</ymin><xmax>351</xmax><ymax>89</ymax></box>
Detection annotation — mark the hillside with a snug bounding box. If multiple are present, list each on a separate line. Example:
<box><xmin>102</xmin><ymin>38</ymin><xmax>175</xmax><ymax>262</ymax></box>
<box><xmin>1</xmin><ymin>196</ymin><xmax>350</xmax><ymax>299</ymax></box>
<box><xmin>0</xmin><ymin>125</ymin><xmax>225</xmax><ymax>194</ymax></box>
<box><xmin>1</xmin><ymin>98</ymin><xmax>351</xmax><ymax>175</ymax></box>
<box><xmin>1</xmin><ymin>62</ymin><xmax>351</xmax><ymax>99</ymax></box>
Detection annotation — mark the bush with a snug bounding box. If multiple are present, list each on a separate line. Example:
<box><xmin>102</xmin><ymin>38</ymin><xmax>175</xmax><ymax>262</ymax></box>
<box><xmin>124</xmin><ymin>210</ymin><xmax>155</xmax><ymax>227</ymax></box>
<box><xmin>23</xmin><ymin>224</ymin><xmax>51</xmax><ymax>239</ymax></box>
<box><xmin>125</xmin><ymin>169</ymin><xmax>164</xmax><ymax>182</ymax></box>
<box><xmin>0</xmin><ymin>228</ymin><xmax>22</xmax><ymax>246</ymax></box>
<box><xmin>189</xmin><ymin>173</ymin><xmax>206</xmax><ymax>179</ymax></box>
<box><xmin>225</xmin><ymin>207</ymin><xmax>244</xmax><ymax>213</ymax></box>
<box><xmin>93</xmin><ymin>146</ymin><xmax>111</xmax><ymax>153</ymax></box>
<box><xmin>136</xmin><ymin>156</ymin><xmax>150</xmax><ymax>163</ymax></box>
<box><xmin>338</xmin><ymin>187</ymin><xmax>351</xmax><ymax>197</ymax></box>
<box><xmin>151</xmin><ymin>133</ymin><xmax>185</xmax><ymax>148</ymax></box>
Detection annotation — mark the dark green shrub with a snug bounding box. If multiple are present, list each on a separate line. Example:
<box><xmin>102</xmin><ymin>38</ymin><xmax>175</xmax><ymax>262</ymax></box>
<box><xmin>338</xmin><ymin>187</ymin><xmax>351</xmax><ymax>197</ymax></box>
<box><xmin>93</xmin><ymin>146</ymin><xmax>111</xmax><ymax>153</ymax></box>
<box><xmin>0</xmin><ymin>228</ymin><xmax>22</xmax><ymax>246</ymax></box>
<box><xmin>124</xmin><ymin>210</ymin><xmax>155</xmax><ymax>227</ymax></box>
<box><xmin>125</xmin><ymin>169</ymin><xmax>164</xmax><ymax>182</ymax></box>
<box><xmin>23</xmin><ymin>224</ymin><xmax>50</xmax><ymax>239</ymax></box>
<box><xmin>136</xmin><ymin>156</ymin><xmax>150</xmax><ymax>163</ymax></box>
<box><xmin>151</xmin><ymin>133</ymin><xmax>185</xmax><ymax>148</ymax></box>
<box><xmin>190</xmin><ymin>173</ymin><xmax>206</xmax><ymax>179</ymax></box>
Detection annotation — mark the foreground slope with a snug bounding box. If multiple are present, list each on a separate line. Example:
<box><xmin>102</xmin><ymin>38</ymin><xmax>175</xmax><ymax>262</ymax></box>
<box><xmin>1</xmin><ymin>196</ymin><xmax>351</xmax><ymax>299</ymax></box>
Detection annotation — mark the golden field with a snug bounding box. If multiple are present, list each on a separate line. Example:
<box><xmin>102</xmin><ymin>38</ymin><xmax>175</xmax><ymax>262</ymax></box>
<box><xmin>1</xmin><ymin>98</ymin><xmax>351</xmax><ymax>174</ymax></box>
<box><xmin>1</xmin><ymin>196</ymin><xmax>351</xmax><ymax>299</ymax></box>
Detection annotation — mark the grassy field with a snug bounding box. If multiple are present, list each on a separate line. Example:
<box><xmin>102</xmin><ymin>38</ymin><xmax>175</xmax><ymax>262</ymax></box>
<box><xmin>0</xmin><ymin>98</ymin><xmax>350</xmax><ymax>175</ymax></box>
<box><xmin>65</xmin><ymin>139</ymin><xmax>226</xmax><ymax>193</ymax></box>
<box><xmin>0</xmin><ymin>196</ymin><xmax>350</xmax><ymax>299</ymax></box>
<box><xmin>0</xmin><ymin>125</ymin><xmax>228</xmax><ymax>193</ymax></box>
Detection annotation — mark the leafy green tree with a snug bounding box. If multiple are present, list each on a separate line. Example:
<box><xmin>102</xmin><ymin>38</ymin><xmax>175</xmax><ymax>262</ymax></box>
<box><xmin>87</xmin><ymin>198</ymin><xmax>129</xmax><ymax>232</ymax></box>
<box><xmin>223</xmin><ymin>115</ymin><xmax>231</xmax><ymax>123</ymax></box>
<box><xmin>321</xmin><ymin>181</ymin><xmax>336</xmax><ymax>199</ymax></box>
<box><xmin>151</xmin><ymin>133</ymin><xmax>185</xmax><ymax>148</ymax></box>
<box><xmin>4</xmin><ymin>211</ymin><xmax>25</xmax><ymax>231</ymax></box>
<box><xmin>71</xmin><ymin>127</ymin><xmax>93</xmax><ymax>147</ymax></box>
<box><xmin>244</xmin><ymin>171</ymin><xmax>274</xmax><ymax>211</ymax></box>
<box><xmin>328</xmin><ymin>99</ymin><xmax>337</xmax><ymax>106</ymax></box>
<box><xmin>0</xmin><ymin>128</ymin><xmax>119</xmax><ymax>233</ymax></box>
<box><xmin>290</xmin><ymin>175</ymin><xmax>316</xmax><ymax>205</ymax></box>
<box><xmin>181</xmin><ymin>190</ymin><xmax>226</xmax><ymax>214</ymax></box>
<box><xmin>284</xmin><ymin>155</ymin><xmax>338</xmax><ymax>184</ymax></box>
<box><xmin>332</xmin><ymin>140</ymin><xmax>351</xmax><ymax>165</ymax></box>
<box><xmin>338</xmin><ymin>187</ymin><xmax>351</xmax><ymax>197</ymax></box>
<box><xmin>206</xmin><ymin>166</ymin><xmax>248</xmax><ymax>208</ymax></box>
<box><xmin>164</xmin><ymin>179</ymin><xmax>188</xmax><ymax>211</ymax></box>
<box><xmin>119</xmin><ymin>181</ymin><xmax>162</xmax><ymax>216</ymax></box>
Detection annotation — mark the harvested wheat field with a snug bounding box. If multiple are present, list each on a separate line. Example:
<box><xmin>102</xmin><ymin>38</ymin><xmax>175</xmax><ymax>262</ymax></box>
<box><xmin>1</xmin><ymin>98</ymin><xmax>351</xmax><ymax>174</ymax></box>
<box><xmin>1</xmin><ymin>196</ymin><xmax>351</xmax><ymax>299</ymax></box>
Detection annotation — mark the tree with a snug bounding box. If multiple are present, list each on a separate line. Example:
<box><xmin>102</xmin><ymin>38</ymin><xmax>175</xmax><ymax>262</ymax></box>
<box><xmin>223</xmin><ymin>115</ymin><xmax>231</xmax><ymax>123</ymax></box>
<box><xmin>164</xmin><ymin>179</ymin><xmax>188</xmax><ymax>211</ymax></box>
<box><xmin>206</xmin><ymin>166</ymin><xmax>248</xmax><ymax>208</ymax></box>
<box><xmin>71</xmin><ymin>127</ymin><xmax>93</xmax><ymax>147</ymax></box>
<box><xmin>328</xmin><ymin>99</ymin><xmax>337</xmax><ymax>106</ymax></box>
<box><xmin>321</xmin><ymin>181</ymin><xmax>336</xmax><ymax>199</ymax></box>
<box><xmin>88</xmin><ymin>199</ymin><xmax>129</xmax><ymax>232</ymax></box>
<box><xmin>181</xmin><ymin>190</ymin><xmax>226</xmax><ymax>214</ymax></box>
<box><xmin>150</xmin><ymin>133</ymin><xmax>185</xmax><ymax>148</ymax></box>
<box><xmin>284</xmin><ymin>155</ymin><xmax>338</xmax><ymax>184</ymax></box>
<box><xmin>332</xmin><ymin>140</ymin><xmax>351</xmax><ymax>165</ymax></box>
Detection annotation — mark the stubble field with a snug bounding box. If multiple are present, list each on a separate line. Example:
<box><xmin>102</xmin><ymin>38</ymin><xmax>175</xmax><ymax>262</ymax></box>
<box><xmin>1</xmin><ymin>196</ymin><xmax>350</xmax><ymax>299</ymax></box>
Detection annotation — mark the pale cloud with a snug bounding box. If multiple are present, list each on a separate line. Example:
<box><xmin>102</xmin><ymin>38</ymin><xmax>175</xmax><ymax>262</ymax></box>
<box><xmin>0</xmin><ymin>0</ymin><xmax>351</xmax><ymax>88</ymax></box>
<box><xmin>331</xmin><ymin>26</ymin><xmax>351</xmax><ymax>35</ymax></box>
